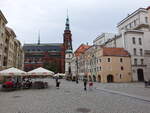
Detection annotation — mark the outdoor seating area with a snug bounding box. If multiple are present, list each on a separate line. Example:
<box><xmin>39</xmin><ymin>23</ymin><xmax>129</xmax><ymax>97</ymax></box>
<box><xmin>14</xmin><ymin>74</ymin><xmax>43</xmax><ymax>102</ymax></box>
<box><xmin>0</xmin><ymin>67</ymin><xmax>54</xmax><ymax>91</ymax></box>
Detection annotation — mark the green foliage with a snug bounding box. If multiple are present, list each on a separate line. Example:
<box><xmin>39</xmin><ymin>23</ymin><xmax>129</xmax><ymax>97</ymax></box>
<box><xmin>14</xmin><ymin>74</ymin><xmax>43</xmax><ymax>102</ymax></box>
<box><xmin>43</xmin><ymin>62</ymin><xmax>58</xmax><ymax>73</ymax></box>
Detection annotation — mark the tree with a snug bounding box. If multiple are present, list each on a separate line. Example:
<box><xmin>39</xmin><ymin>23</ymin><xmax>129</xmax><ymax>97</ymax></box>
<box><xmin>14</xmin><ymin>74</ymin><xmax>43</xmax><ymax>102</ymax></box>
<box><xmin>43</xmin><ymin>62</ymin><xmax>58</xmax><ymax>73</ymax></box>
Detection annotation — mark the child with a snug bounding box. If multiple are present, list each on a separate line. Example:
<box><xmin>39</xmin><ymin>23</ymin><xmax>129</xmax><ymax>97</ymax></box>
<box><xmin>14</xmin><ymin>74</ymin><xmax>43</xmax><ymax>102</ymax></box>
<box><xmin>89</xmin><ymin>81</ymin><xmax>93</xmax><ymax>91</ymax></box>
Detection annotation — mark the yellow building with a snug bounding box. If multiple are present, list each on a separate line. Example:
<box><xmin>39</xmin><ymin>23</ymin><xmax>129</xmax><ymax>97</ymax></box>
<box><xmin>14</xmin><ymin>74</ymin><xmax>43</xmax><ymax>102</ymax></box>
<box><xmin>84</xmin><ymin>47</ymin><xmax>132</xmax><ymax>83</ymax></box>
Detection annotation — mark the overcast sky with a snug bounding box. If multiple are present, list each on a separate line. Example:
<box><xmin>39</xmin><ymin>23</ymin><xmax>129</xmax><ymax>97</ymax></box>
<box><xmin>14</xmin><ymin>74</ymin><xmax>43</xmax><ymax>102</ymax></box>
<box><xmin>0</xmin><ymin>0</ymin><xmax>149</xmax><ymax>50</ymax></box>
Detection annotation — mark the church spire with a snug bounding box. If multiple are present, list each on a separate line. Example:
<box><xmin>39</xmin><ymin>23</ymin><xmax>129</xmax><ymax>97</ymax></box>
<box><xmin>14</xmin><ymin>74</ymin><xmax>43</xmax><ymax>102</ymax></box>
<box><xmin>38</xmin><ymin>31</ymin><xmax>40</xmax><ymax>45</ymax></box>
<box><xmin>65</xmin><ymin>10</ymin><xmax>70</xmax><ymax>31</ymax></box>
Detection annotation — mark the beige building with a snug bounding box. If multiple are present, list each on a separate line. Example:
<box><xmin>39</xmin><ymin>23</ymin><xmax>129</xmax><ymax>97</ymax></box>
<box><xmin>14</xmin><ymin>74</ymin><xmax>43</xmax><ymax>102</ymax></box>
<box><xmin>78</xmin><ymin>46</ymin><xmax>132</xmax><ymax>83</ymax></box>
<box><xmin>95</xmin><ymin>48</ymin><xmax>132</xmax><ymax>83</ymax></box>
<box><xmin>0</xmin><ymin>10</ymin><xmax>24</xmax><ymax>71</ymax></box>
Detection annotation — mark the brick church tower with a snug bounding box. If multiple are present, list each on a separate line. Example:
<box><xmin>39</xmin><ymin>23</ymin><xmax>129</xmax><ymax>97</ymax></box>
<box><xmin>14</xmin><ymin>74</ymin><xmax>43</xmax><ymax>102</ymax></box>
<box><xmin>63</xmin><ymin>16</ymin><xmax>72</xmax><ymax>51</ymax></box>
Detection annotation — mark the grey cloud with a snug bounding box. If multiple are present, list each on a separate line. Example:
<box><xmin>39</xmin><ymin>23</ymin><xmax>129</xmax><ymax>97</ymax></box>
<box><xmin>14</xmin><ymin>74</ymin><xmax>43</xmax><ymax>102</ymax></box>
<box><xmin>0</xmin><ymin>0</ymin><xmax>149</xmax><ymax>50</ymax></box>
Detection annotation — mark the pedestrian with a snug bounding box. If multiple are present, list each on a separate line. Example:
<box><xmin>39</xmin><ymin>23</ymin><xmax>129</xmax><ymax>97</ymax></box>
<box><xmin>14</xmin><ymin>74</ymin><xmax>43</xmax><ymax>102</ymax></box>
<box><xmin>56</xmin><ymin>79</ymin><xmax>60</xmax><ymax>89</ymax></box>
<box><xmin>76</xmin><ymin>77</ymin><xmax>79</xmax><ymax>84</ymax></box>
<box><xmin>89</xmin><ymin>81</ymin><xmax>93</xmax><ymax>91</ymax></box>
<box><xmin>83</xmin><ymin>77</ymin><xmax>87</xmax><ymax>91</ymax></box>
<box><xmin>55</xmin><ymin>77</ymin><xmax>58</xmax><ymax>87</ymax></box>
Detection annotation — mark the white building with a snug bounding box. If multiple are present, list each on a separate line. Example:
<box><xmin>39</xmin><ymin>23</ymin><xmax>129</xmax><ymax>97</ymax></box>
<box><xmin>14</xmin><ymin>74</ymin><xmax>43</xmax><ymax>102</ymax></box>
<box><xmin>102</xmin><ymin>7</ymin><xmax>150</xmax><ymax>81</ymax></box>
<box><xmin>93</xmin><ymin>33</ymin><xmax>115</xmax><ymax>45</ymax></box>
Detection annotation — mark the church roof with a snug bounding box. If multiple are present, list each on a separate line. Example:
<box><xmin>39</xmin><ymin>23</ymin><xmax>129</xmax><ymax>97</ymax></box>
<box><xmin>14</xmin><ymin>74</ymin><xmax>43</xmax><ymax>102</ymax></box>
<box><xmin>23</xmin><ymin>43</ymin><xmax>63</xmax><ymax>52</ymax></box>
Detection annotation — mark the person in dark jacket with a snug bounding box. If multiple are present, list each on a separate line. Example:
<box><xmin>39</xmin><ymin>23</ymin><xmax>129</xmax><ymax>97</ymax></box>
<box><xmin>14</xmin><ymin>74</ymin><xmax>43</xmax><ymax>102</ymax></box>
<box><xmin>83</xmin><ymin>77</ymin><xmax>88</xmax><ymax>91</ymax></box>
<box><xmin>56</xmin><ymin>78</ymin><xmax>60</xmax><ymax>89</ymax></box>
<box><xmin>76</xmin><ymin>77</ymin><xmax>79</xmax><ymax>84</ymax></box>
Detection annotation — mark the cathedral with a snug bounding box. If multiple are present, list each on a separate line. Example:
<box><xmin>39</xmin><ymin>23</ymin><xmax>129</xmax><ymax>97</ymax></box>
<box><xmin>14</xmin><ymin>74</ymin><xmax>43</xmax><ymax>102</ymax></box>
<box><xmin>23</xmin><ymin>16</ymin><xmax>73</xmax><ymax>73</ymax></box>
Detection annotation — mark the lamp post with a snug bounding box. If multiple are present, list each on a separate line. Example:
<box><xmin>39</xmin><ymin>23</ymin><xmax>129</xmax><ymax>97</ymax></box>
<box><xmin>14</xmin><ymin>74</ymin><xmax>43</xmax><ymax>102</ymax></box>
<box><xmin>76</xmin><ymin>57</ymin><xmax>79</xmax><ymax>80</ymax></box>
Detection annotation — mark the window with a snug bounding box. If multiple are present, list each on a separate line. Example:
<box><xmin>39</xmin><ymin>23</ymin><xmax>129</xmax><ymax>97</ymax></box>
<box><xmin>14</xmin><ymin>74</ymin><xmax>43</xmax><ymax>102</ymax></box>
<box><xmin>145</xmin><ymin>17</ymin><xmax>148</xmax><ymax>23</ymax></box>
<box><xmin>96</xmin><ymin>59</ymin><xmax>98</xmax><ymax>64</ymax></box>
<box><xmin>125</xmin><ymin>25</ymin><xmax>127</xmax><ymax>30</ymax></box>
<box><xmin>108</xmin><ymin>58</ymin><xmax>111</xmax><ymax>62</ymax></box>
<box><xmin>99</xmin><ymin>59</ymin><xmax>101</xmax><ymax>62</ymax></box>
<box><xmin>139</xmin><ymin>38</ymin><xmax>142</xmax><ymax>45</ymax></box>
<box><xmin>132</xmin><ymin>37</ymin><xmax>135</xmax><ymax>44</ymax></box>
<box><xmin>133</xmin><ymin>48</ymin><xmax>136</xmax><ymax>55</ymax></box>
<box><xmin>134</xmin><ymin>58</ymin><xmax>137</xmax><ymax>65</ymax></box>
<box><xmin>141</xmin><ymin>59</ymin><xmax>144</xmax><ymax>65</ymax></box>
<box><xmin>121</xmin><ymin>66</ymin><xmax>124</xmax><ymax>70</ymax></box>
<box><xmin>97</xmin><ymin>67</ymin><xmax>99</xmax><ymax>71</ymax></box>
<box><xmin>140</xmin><ymin>49</ymin><xmax>143</xmax><ymax>56</ymax></box>
<box><xmin>120</xmin><ymin>58</ymin><xmax>123</xmax><ymax>62</ymax></box>
<box><xmin>99</xmin><ymin>66</ymin><xmax>101</xmax><ymax>71</ymax></box>
<box><xmin>134</xmin><ymin>20</ymin><xmax>136</xmax><ymax>26</ymax></box>
<box><xmin>120</xmin><ymin>74</ymin><xmax>122</xmax><ymax>79</ymax></box>
<box><xmin>129</xmin><ymin>23</ymin><xmax>132</xmax><ymax>28</ymax></box>
<box><xmin>2</xmin><ymin>23</ymin><xmax>5</xmax><ymax>27</ymax></box>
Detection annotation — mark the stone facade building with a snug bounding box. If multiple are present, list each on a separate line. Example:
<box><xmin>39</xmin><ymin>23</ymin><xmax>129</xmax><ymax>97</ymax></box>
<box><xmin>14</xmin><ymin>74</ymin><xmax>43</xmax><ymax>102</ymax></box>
<box><xmin>93</xmin><ymin>33</ymin><xmax>115</xmax><ymax>45</ymax></box>
<box><xmin>74</xmin><ymin>44</ymin><xmax>91</xmax><ymax>80</ymax></box>
<box><xmin>86</xmin><ymin>47</ymin><xmax>132</xmax><ymax>83</ymax></box>
<box><xmin>0</xmin><ymin>10</ymin><xmax>24</xmax><ymax>71</ymax></box>
<box><xmin>93</xmin><ymin>7</ymin><xmax>150</xmax><ymax>82</ymax></box>
<box><xmin>75</xmin><ymin>45</ymin><xmax>132</xmax><ymax>83</ymax></box>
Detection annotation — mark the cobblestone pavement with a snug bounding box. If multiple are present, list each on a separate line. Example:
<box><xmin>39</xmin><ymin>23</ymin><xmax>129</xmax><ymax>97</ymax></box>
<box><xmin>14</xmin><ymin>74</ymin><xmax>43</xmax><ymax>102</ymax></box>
<box><xmin>97</xmin><ymin>82</ymin><xmax>150</xmax><ymax>99</ymax></box>
<box><xmin>0</xmin><ymin>79</ymin><xmax>150</xmax><ymax>113</ymax></box>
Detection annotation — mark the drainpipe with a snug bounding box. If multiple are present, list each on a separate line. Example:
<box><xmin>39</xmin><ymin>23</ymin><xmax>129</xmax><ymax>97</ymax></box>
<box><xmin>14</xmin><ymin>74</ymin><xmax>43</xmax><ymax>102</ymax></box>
<box><xmin>122</xmin><ymin>30</ymin><xmax>126</xmax><ymax>48</ymax></box>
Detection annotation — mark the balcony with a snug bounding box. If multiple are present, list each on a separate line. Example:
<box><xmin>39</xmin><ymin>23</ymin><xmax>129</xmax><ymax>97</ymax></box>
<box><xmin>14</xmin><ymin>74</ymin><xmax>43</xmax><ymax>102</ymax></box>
<box><xmin>133</xmin><ymin>23</ymin><xmax>149</xmax><ymax>30</ymax></box>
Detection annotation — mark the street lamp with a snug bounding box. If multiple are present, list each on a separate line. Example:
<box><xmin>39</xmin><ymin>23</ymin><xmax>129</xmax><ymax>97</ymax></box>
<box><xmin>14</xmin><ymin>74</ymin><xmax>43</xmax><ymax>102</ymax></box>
<box><xmin>76</xmin><ymin>57</ymin><xmax>79</xmax><ymax>80</ymax></box>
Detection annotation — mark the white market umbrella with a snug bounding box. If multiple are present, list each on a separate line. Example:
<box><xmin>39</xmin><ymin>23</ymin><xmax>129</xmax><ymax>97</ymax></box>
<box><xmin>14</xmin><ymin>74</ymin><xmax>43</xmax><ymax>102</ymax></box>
<box><xmin>27</xmin><ymin>67</ymin><xmax>54</xmax><ymax>76</ymax></box>
<box><xmin>0</xmin><ymin>67</ymin><xmax>27</xmax><ymax>76</ymax></box>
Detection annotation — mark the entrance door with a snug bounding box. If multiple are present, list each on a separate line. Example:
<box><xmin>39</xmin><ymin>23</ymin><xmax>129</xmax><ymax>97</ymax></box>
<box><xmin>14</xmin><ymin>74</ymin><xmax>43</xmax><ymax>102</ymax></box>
<box><xmin>137</xmin><ymin>69</ymin><xmax>144</xmax><ymax>82</ymax></box>
<box><xmin>98</xmin><ymin>75</ymin><xmax>101</xmax><ymax>82</ymax></box>
<box><xmin>107</xmin><ymin>75</ymin><xmax>114</xmax><ymax>83</ymax></box>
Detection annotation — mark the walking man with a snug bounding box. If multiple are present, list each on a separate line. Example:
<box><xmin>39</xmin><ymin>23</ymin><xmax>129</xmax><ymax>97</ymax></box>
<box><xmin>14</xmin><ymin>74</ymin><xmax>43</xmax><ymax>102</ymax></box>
<box><xmin>83</xmin><ymin>77</ymin><xmax>87</xmax><ymax>91</ymax></box>
<box><xmin>56</xmin><ymin>78</ymin><xmax>60</xmax><ymax>89</ymax></box>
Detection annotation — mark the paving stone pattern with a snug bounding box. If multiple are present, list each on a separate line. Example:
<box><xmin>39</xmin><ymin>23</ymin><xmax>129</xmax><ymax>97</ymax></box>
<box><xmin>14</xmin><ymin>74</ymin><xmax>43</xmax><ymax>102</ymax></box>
<box><xmin>0</xmin><ymin>79</ymin><xmax>150</xmax><ymax>113</ymax></box>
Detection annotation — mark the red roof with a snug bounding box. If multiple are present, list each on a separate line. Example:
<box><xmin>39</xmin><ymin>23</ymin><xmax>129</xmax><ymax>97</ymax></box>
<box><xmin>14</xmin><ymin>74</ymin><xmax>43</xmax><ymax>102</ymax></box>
<box><xmin>102</xmin><ymin>48</ymin><xmax>130</xmax><ymax>56</ymax></box>
<box><xmin>74</xmin><ymin>44</ymin><xmax>91</xmax><ymax>56</ymax></box>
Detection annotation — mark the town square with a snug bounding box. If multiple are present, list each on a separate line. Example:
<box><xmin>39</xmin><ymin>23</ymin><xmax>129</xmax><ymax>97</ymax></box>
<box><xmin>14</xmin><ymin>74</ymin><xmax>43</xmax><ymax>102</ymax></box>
<box><xmin>0</xmin><ymin>0</ymin><xmax>150</xmax><ymax>113</ymax></box>
<box><xmin>0</xmin><ymin>79</ymin><xmax>150</xmax><ymax>113</ymax></box>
